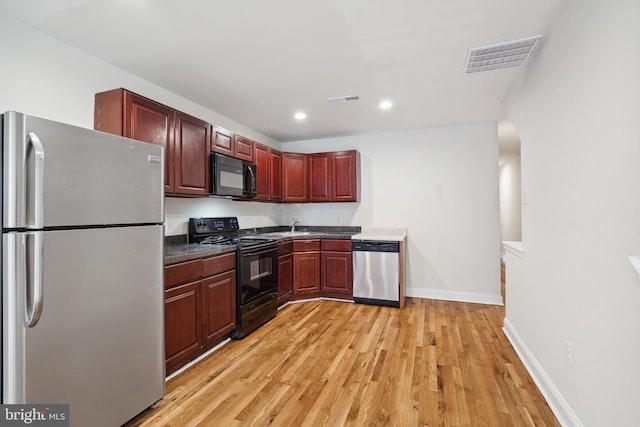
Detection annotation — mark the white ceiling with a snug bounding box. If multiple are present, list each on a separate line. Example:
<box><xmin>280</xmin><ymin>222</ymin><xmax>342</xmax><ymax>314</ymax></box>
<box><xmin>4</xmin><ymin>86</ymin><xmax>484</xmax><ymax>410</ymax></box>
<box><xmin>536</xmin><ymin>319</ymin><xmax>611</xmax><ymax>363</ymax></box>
<box><xmin>0</xmin><ymin>0</ymin><xmax>564</xmax><ymax>142</ymax></box>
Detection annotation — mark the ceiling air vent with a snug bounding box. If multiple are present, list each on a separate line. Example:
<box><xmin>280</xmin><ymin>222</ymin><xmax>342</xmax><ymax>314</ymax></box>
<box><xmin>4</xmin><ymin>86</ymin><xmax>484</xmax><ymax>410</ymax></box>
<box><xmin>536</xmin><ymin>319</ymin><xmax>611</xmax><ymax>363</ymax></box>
<box><xmin>465</xmin><ymin>35</ymin><xmax>543</xmax><ymax>73</ymax></box>
<box><xmin>327</xmin><ymin>95</ymin><xmax>361</xmax><ymax>104</ymax></box>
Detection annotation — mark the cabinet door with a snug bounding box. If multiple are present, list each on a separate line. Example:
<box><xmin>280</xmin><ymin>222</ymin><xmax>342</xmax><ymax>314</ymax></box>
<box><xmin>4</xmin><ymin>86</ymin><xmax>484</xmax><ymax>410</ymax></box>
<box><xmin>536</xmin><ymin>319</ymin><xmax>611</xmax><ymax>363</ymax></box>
<box><xmin>165</xmin><ymin>280</ymin><xmax>203</xmax><ymax>374</ymax></box>
<box><xmin>202</xmin><ymin>270</ymin><xmax>237</xmax><ymax>349</ymax></box>
<box><xmin>211</xmin><ymin>126</ymin><xmax>234</xmax><ymax>157</ymax></box>
<box><xmin>293</xmin><ymin>251</ymin><xmax>320</xmax><ymax>295</ymax></box>
<box><xmin>253</xmin><ymin>142</ymin><xmax>270</xmax><ymax>201</ymax></box>
<box><xmin>282</xmin><ymin>153</ymin><xmax>308</xmax><ymax>202</ymax></box>
<box><xmin>278</xmin><ymin>253</ymin><xmax>293</xmax><ymax>305</ymax></box>
<box><xmin>309</xmin><ymin>153</ymin><xmax>332</xmax><ymax>202</ymax></box>
<box><xmin>234</xmin><ymin>134</ymin><xmax>254</xmax><ymax>162</ymax></box>
<box><xmin>174</xmin><ymin>112</ymin><xmax>211</xmax><ymax>196</ymax></box>
<box><xmin>123</xmin><ymin>91</ymin><xmax>175</xmax><ymax>193</ymax></box>
<box><xmin>269</xmin><ymin>149</ymin><xmax>282</xmax><ymax>201</ymax></box>
<box><xmin>321</xmin><ymin>251</ymin><xmax>353</xmax><ymax>296</ymax></box>
<box><xmin>331</xmin><ymin>150</ymin><xmax>359</xmax><ymax>202</ymax></box>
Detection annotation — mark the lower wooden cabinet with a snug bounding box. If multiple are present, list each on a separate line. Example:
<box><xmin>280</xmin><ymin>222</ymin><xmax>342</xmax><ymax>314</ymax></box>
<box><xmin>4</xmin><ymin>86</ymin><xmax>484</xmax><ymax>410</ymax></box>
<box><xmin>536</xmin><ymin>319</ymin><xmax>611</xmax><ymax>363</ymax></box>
<box><xmin>164</xmin><ymin>252</ymin><xmax>236</xmax><ymax>375</ymax></box>
<box><xmin>321</xmin><ymin>252</ymin><xmax>352</xmax><ymax>297</ymax></box>
<box><xmin>293</xmin><ymin>239</ymin><xmax>321</xmax><ymax>296</ymax></box>
<box><xmin>320</xmin><ymin>239</ymin><xmax>353</xmax><ymax>298</ymax></box>
<box><xmin>164</xmin><ymin>280</ymin><xmax>203</xmax><ymax>374</ymax></box>
<box><xmin>278</xmin><ymin>241</ymin><xmax>293</xmax><ymax>306</ymax></box>
<box><xmin>289</xmin><ymin>238</ymin><xmax>353</xmax><ymax>300</ymax></box>
<box><xmin>293</xmin><ymin>252</ymin><xmax>321</xmax><ymax>295</ymax></box>
<box><xmin>203</xmin><ymin>270</ymin><xmax>236</xmax><ymax>348</ymax></box>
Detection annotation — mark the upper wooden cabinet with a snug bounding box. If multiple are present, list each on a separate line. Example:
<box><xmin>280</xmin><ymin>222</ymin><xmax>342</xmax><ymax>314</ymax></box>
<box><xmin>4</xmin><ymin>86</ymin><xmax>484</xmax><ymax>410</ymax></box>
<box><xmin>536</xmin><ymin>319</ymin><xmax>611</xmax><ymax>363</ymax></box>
<box><xmin>254</xmin><ymin>142</ymin><xmax>282</xmax><ymax>202</ymax></box>
<box><xmin>211</xmin><ymin>126</ymin><xmax>234</xmax><ymax>157</ymax></box>
<box><xmin>308</xmin><ymin>153</ymin><xmax>332</xmax><ymax>202</ymax></box>
<box><xmin>94</xmin><ymin>88</ymin><xmax>211</xmax><ymax>197</ymax></box>
<box><xmin>254</xmin><ymin>143</ymin><xmax>270</xmax><ymax>201</ymax></box>
<box><xmin>211</xmin><ymin>128</ymin><xmax>253</xmax><ymax>162</ymax></box>
<box><xmin>233</xmin><ymin>135</ymin><xmax>254</xmax><ymax>162</ymax></box>
<box><xmin>269</xmin><ymin>149</ymin><xmax>282</xmax><ymax>201</ymax></box>
<box><xmin>331</xmin><ymin>150</ymin><xmax>359</xmax><ymax>202</ymax></box>
<box><xmin>174</xmin><ymin>112</ymin><xmax>211</xmax><ymax>196</ymax></box>
<box><xmin>282</xmin><ymin>152</ymin><xmax>308</xmax><ymax>203</ymax></box>
<box><xmin>95</xmin><ymin>88</ymin><xmax>175</xmax><ymax>193</ymax></box>
<box><xmin>307</xmin><ymin>150</ymin><xmax>360</xmax><ymax>203</ymax></box>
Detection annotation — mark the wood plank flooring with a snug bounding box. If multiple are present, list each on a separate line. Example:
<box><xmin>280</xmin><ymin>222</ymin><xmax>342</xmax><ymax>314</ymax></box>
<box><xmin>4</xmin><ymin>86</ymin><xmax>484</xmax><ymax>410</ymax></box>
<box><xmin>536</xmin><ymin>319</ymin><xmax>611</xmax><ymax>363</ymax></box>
<box><xmin>127</xmin><ymin>298</ymin><xmax>559</xmax><ymax>426</ymax></box>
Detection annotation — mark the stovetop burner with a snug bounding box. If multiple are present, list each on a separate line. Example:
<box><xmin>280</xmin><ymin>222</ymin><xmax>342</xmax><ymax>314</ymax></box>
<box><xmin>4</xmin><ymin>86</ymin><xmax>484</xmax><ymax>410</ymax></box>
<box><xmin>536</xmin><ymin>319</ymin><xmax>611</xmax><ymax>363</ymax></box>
<box><xmin>188</xmin><ymin>217</ymin><xmax>276</xmax><ymax>250</ymax></box>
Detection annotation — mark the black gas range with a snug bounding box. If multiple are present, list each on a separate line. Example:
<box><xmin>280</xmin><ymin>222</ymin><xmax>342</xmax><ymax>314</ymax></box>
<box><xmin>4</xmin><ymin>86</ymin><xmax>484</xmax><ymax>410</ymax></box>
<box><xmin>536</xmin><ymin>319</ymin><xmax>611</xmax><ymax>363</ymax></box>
<box><xmin>188</xmin><ymin>217</ymin><xmax>279</xmax><ymax>339</ymax></box>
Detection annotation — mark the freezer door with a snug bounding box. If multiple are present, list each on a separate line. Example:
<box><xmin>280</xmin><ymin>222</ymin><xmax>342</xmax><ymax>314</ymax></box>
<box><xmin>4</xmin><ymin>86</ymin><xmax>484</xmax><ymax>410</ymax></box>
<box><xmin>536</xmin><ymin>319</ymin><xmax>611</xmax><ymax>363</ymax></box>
<box><xmin>3</xmin><ymin>111</ymin><xmax>164</xmax><ymax>229</ymax></box>
<box><xmin>2</xmin><ymin>226</ymin><xmax>165</xmax><ymax>426</ymax></box>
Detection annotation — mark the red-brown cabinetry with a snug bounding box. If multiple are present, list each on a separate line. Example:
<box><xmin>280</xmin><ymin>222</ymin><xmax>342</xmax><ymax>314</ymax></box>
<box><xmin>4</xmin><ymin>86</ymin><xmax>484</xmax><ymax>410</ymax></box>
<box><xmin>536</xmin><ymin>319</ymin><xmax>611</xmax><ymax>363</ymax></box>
<box><xmin>282</xmin><ymin>153</ymin><xmax>308</xmax><ymax>203</ymax></box>
<box><xmin>94</xmin><ymin>88</ymin><xmax>211</xmax><ymax>197</ymax></box>
<box><xmin>320</xmin><ymin>239</ymin><xmax>353</xmax><ymax>298</ymax></box>
<box><xmin>233</xmin><ymin>134</ymin><xmax>254</xmax><ymax>162</ymax></box>
<box><xmin>308</xmin><ymin>153</ymin><xmax>332</xmax><ymax>202</ymax></box>
<box><xmin>293</xmin><ymin>239</ymin><xmax>321</xmax><ymax>296</ymax></box>
<box><xmin>254</xmin><ymin>142</ymin><xmax>282</xmax><ymax>202</ymax></box>
<box><xmin>211</xmin><ymin>126</ymin><xmax>234</xmax><ymax>157</ymax></box>
<box><xmin>270</xmin><ymin>149</ymin><xmax>282</xmax><ymax>201</ymax></box>
<box><xmin>173</xmin><ymin>112</ymin><xmax>211</xmax><ymax>196</ymax></box>
<box><xmin>331</xmin><ymin>150</ymin><xmax>360</xmax><ymax>202</ymax></box>
<box><xmin>277</xmin><ymin>241</ymin><xmax>293</xmax><ymax>306</ymax></box>
<box><xmin>164</xmin><ymin>252</ymin><xmax>236</xmax><ymax>375</ymax></box>
<box><xmin>307</xmin><ymin>150</ymin><xmax>359</xmax><ymax>202</ymax></box>
<box><xmin>211</xmin><ymin>128</ymin><xmax>253</xmax><ymax>162</ymax></box>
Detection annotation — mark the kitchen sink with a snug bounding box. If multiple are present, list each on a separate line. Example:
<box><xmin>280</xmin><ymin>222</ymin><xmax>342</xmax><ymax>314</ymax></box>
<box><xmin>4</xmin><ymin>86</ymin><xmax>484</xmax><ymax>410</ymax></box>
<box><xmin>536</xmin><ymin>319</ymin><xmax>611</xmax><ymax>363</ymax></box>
<box><xmin>264</xmin><ymin>231</ymin><xmax>314</xmax><ymax>237</ymax></box>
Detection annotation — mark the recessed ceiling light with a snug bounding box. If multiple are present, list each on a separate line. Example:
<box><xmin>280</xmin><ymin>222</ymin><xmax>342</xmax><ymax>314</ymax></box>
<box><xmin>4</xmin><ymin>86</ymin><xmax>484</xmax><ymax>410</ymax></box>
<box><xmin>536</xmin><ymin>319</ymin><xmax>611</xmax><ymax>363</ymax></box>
<box><xmin>379</xmin><ymin>100</ymin><xmax>393</xmax><ymax>110</ymax></box>
<box><xmin>294</xmin><ymin>112</ymin><xmax>307</xmax><ymax>120</ymax></box>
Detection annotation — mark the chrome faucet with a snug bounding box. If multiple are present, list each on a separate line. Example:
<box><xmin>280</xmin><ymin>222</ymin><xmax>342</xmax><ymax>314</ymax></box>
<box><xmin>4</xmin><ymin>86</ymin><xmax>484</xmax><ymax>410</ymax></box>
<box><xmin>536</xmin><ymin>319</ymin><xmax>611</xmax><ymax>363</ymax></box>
<box><xmin>290</xmin><ymin>218</ymin><xmax>300</xmax><ymax>232</ymax></box>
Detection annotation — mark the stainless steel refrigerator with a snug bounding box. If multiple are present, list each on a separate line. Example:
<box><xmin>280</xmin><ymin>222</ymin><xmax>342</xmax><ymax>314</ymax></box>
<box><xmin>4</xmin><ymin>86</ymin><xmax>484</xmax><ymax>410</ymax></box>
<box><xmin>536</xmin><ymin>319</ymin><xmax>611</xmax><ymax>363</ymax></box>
<box><xmin>1</xmin><ymin>112</ymin><xmax>165</xmax><ymax>426</ymax></box>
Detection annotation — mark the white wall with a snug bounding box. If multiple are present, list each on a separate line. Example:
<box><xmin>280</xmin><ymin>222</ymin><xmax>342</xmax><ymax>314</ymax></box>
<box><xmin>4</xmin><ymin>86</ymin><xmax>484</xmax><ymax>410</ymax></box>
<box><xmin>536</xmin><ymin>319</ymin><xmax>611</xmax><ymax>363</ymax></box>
<box><xmin>165</xmin><ymin>198</ymin><xmax>282</xmax><ymax>236</ymax></box>
<box><xmin>282</xmin><ymin>123</ymin><xmax>501</xmax><ymax>304</ymax></box>
<box><xmin>503</xmin><ymin>0</ymin><xmax>640</xmax><ymax>425</ymax></box>
<box><xmin>0</xmin><ymin>13</ymin><xmax>283</xmax><ymax>235</ymax></box>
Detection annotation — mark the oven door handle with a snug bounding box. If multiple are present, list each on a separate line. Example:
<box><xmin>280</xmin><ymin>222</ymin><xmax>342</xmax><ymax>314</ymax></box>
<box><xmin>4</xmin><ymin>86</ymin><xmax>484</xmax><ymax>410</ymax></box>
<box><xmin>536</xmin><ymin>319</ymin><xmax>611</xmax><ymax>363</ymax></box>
<box><xmin>240</xmin><ymin>247</ymin><xmax>277</xmax><ymax>257</ymax></box>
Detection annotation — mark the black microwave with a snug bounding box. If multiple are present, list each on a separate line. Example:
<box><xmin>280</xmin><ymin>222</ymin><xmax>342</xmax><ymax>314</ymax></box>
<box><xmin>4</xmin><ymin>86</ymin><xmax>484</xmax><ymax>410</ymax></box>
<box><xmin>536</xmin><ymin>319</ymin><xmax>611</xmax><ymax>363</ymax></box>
<box><xmin>211</xmin><ymin>153</ymin><xmax>257</xmax><ymax>198</ymax></box>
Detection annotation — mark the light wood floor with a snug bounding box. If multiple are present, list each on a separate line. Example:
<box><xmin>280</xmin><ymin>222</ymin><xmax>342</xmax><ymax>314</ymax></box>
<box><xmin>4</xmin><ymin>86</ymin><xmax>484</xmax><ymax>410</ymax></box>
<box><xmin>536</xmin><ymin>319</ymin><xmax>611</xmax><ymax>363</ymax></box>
<box><xmin>127</xmin><ymin>298</ymin><xmax>559</xmax><ymax>426</ymax></box>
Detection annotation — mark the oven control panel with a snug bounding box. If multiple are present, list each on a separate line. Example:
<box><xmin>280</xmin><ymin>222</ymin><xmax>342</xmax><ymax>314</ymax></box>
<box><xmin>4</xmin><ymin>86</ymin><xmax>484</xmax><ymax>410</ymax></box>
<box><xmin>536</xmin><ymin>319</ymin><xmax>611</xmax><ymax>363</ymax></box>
<box><xmin>189</xmin><ymin>217</ymin><xmax>239</xmax><ymax>234</ymax></box>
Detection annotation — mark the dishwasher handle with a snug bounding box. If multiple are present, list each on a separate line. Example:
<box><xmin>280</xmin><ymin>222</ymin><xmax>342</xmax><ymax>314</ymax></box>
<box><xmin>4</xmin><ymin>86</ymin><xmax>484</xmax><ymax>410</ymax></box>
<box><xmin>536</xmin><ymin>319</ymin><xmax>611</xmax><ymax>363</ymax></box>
<box><xmin>352</xmin><ymin>240</ymin><xmax>399</xmax><ymax>252</ymax></box>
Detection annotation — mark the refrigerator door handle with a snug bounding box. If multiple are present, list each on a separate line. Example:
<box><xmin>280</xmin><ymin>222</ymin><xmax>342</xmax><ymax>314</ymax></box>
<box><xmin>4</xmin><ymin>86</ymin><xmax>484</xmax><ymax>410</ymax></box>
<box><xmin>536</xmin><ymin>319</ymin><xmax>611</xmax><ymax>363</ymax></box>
<box><xmin>25</xmin><ymin>231</ymin><xmax>44</xmax><ymax>327</ymax></box>
<box><xmin>26</xmin><ymin>132</ymin><xmax>45</xmax><ymax>229</ymax></box>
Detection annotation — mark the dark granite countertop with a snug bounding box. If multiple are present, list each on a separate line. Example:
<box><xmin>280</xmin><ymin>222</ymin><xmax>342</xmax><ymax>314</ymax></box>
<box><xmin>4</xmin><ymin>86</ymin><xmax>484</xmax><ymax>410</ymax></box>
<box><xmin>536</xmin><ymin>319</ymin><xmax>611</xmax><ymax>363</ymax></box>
<box><xmin>164</xmin><ymin>225</ymin><xmax>360</xmax><ymax>265</ymax></box>
<box><xmin>164</xmin><ymin>243</ymin><xmax>236</xmax><ymax>265</ymax></box>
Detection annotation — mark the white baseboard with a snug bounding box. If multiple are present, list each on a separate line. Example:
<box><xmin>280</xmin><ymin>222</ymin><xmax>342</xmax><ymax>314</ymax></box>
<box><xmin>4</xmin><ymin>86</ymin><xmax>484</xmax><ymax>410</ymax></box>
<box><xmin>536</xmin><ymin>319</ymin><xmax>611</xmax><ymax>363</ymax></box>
<box><xmin>166</xmin><ymin>338</ymin><xmax>231</xmax><ymax>381</ymax></box>
<box><xmin>503</xmin><ymin>318</ymin><xmax>583</xmax><ymax>427</ymax></box>
<box><xmin>406</xmin><ymin>287</ymin><xmax>503</xmax><ymax>306</ymax></box>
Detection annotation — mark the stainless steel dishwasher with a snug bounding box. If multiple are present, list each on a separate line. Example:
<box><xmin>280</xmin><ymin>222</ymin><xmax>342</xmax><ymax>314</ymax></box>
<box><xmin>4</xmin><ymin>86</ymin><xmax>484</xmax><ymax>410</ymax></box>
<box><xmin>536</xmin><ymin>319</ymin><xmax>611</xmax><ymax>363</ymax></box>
<box><xmin>352</xmin><ymin>240</ymin><xmax>400</xmax><ymax>307</ymax></box>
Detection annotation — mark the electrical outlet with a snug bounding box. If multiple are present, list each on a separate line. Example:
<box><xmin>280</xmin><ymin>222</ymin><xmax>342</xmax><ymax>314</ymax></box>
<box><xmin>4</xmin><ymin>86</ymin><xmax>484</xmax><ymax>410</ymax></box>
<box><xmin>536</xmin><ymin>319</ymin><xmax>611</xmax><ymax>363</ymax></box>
<box><xmin>566</xmin><ymin>340</ymin><xmax>574</xmax><ymax>367</ymax></box>
<box><xmin>337</xmin><ymin>217</ymin><xmax>342</xmax><ymax>224</ymax></box>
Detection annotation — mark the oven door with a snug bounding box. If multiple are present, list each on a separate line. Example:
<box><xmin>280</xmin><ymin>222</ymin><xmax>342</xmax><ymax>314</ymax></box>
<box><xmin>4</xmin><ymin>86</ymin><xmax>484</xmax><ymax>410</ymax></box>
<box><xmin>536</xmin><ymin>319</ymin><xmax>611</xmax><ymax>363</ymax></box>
<box><xmin>238</xmin><ymin>245</ymin><xmax>278</xmax><ymax>305</ymax></box>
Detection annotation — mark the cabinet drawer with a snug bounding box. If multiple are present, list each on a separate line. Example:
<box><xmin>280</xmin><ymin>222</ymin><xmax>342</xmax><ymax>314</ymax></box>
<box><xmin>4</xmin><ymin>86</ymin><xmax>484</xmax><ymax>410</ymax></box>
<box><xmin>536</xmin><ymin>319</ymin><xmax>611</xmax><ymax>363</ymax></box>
<box><xmin>278</xmin><ymin>241</ymin><xmax>293</xmax><ymax>255</ymax></box>
<box><xmin>202</xmin><ymin>252</ymin><xmax>236</xmax><ymax>277</ymax></box>
<box><xmin>165</xmin><ymin>259</ymin><xmax>202</xmax><ymax>289</ymax></box>
<box><xmin>293</xmin><ymin>239</ymin><xmax>321</xmax><ymax>252</ymax></box>
<box><xmin>321</xmin><ymin>239</ymin><xmax>351</xmax><ymax>252</ymax></box>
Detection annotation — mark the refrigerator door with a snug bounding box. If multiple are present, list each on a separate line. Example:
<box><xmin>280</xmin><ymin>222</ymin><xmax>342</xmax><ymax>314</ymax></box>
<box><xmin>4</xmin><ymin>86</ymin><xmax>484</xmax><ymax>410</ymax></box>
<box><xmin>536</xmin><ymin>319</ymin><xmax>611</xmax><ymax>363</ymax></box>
<box><xmin>2</xmin><ymin>225</ymin><xmax>165</xmax><ymax>426</ymax></box>
<box><xmin>3</xmin><ymin>111</ymin><xmax>164</xmax><ymax>229</ymax></box>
